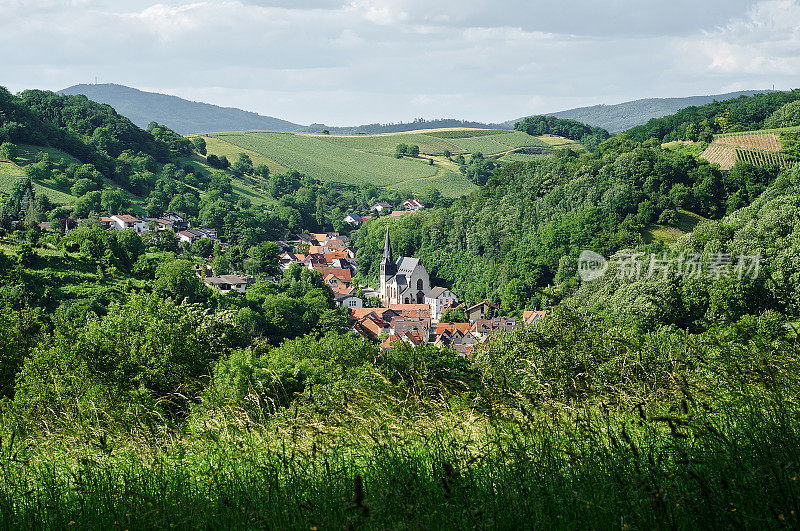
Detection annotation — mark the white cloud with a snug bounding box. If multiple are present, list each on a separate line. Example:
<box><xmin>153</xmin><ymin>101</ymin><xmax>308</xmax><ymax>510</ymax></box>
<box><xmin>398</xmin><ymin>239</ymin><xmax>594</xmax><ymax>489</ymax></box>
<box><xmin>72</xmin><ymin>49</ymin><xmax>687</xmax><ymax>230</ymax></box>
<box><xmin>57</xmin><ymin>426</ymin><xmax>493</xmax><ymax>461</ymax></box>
<box><xmin>2</xmin><ymin>0</ymin><xmax>796</xmax><ymax>125</ymax></box>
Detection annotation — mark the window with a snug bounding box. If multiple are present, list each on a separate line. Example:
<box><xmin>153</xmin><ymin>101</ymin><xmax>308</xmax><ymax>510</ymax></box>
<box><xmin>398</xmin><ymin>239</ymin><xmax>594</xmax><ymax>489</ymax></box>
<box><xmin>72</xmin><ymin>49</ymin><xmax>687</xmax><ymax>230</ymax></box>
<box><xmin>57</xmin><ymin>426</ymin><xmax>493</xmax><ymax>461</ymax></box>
<box><xmin>417</xmin><ymin>279</ymin><xmax>423</xmax><ymax>291</ymax></box>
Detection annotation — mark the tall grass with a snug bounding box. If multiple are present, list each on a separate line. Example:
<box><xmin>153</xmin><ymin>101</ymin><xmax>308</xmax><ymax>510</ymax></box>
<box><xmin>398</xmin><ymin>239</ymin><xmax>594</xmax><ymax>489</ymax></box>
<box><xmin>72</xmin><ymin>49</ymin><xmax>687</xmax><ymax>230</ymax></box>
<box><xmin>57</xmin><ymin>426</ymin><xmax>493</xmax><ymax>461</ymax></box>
<box><xmin>0</xmin><ymin>330</ymin><xmax>797</xmax><ymax>530</ymax></box>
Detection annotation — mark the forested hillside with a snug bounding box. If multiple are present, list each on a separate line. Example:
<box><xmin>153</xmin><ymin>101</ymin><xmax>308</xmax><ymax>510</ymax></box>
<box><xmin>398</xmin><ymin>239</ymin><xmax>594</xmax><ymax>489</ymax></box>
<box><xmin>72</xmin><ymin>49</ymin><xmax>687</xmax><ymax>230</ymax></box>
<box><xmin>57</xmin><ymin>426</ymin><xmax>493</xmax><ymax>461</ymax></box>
<box><xmin>59</xmin><ymin>84</ymin><xmax>305</xmax><ymax>134</ymax></box>
<box><xmin>508</xmin><ymin>90</ymin><xmax>773</xmax><ymax>132</ymax></box>
<box><xmin>625</xmin><ymin>89</ymin><xmax>800</xmax><ymax>142</ymax></box>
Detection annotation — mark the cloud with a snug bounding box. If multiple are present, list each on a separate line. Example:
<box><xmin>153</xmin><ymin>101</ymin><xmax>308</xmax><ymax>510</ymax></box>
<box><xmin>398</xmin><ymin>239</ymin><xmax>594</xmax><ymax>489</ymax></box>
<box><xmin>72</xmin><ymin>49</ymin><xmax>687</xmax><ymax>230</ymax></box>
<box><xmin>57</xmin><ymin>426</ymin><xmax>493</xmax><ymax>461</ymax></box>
<box><xmin>1</xmin><ymin>0</ymin><xmax>795</xmax><ymax>125</ymax></box>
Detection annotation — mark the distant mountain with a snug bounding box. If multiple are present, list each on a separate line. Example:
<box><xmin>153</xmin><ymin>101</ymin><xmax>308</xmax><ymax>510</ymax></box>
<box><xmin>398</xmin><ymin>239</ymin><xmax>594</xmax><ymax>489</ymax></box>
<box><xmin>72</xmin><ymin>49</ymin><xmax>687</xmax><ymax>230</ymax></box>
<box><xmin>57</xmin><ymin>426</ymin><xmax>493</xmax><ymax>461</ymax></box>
<box><xmin>58</xmin><ymin>83</ymin><xmax>305</xmax><ymax>135</ymax></box>
<box><xmin>299</xmin><ymin>118</ymin><xmax>511</xmax><ymax>135</ymax></box>
<box><xmin>506</xmin><ymin>90</ymin><xmax>776</xmax><ymax>133</ymax></box>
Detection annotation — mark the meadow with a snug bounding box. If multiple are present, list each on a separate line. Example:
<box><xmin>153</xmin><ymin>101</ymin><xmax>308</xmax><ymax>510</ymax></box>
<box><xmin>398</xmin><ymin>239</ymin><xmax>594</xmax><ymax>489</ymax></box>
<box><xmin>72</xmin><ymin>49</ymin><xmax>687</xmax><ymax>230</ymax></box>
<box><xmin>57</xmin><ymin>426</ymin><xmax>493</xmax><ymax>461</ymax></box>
<box><xmin>206</xmin><ymin>131</ymin><xmax>481</xmax><ymax>197</ymax></box>
<box><xmin>203</xmin><ymin>129</ymin><xmax>572</xmax><ymax>198</ymax></box>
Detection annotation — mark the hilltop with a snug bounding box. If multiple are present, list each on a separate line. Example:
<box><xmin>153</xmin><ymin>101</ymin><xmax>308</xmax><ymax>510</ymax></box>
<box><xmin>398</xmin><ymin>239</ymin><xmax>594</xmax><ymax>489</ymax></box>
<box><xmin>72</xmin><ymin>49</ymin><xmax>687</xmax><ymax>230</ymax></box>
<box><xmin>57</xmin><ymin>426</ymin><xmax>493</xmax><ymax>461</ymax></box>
<box><xmin>508</xmin><ymin>90</ymin><xmax>775</xmax><ymax>133</ymax></box>
<box><xmin>58</xmin><ymin>84</ymin><xmax>305</xmax><ymax>135</ymax></box>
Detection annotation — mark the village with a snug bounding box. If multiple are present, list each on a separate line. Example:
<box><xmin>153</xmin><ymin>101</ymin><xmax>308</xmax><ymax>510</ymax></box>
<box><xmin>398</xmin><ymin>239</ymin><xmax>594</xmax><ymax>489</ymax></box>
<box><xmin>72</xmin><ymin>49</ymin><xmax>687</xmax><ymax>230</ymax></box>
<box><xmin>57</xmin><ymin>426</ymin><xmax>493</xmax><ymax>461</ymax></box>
<box><xmin>37</xmin><ymin>198</ymin><xmax>545</xmax><ymax>356</ymax></box>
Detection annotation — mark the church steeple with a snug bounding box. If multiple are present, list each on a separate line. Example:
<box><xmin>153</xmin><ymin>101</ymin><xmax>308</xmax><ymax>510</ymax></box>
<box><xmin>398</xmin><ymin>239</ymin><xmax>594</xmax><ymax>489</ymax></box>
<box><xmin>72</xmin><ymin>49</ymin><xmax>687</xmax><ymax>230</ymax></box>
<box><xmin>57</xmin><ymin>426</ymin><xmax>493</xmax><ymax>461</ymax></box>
<box><xmin>380</xmin><ymin>226</ymin><xmax>396</xmax><ymax>279</ymax></box>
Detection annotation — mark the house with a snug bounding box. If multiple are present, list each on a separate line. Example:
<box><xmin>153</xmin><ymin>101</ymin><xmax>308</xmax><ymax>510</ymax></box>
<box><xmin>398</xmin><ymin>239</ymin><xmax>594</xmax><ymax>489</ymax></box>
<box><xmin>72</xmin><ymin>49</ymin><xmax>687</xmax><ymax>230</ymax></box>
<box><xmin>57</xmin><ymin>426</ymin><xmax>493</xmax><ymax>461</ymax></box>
<box><xmin>388</xmin><ymin>317</ymin><xmax>430</xmax><ymax>338</ymax></box>
<box><xmin>317</xmin><ymin>267</ymin><xmax>352</xmax><ymax>285</ymax></box>
<box><xmin>388</xmin><ymin>303</ymin><xmax>431</xmax><ymax>320</ymax></box>
<box><xmin>472</xmin><ymin>317</ymin><xmax>519</xmax><ymax>339</ymax></box>
<box><xmin>204</xmin><ymin>274</ymin><xmax>249</xmax><ymax>293</ymax></box>
<box><xmin>370</xmin><ymin>202</ymin><xmax>392</xmax><ymax>213</ymax></box>
<box><xmin>163</xmin><ymin>211</ymin><xmax>189</xmax><ymax>230</ymax></box>
<box><xmin>110</xmin><ymin>214</ymin><xmax>147</xmax><ymax>232</ymax></box>
<box><xmin>99</xmin><ymin>216</ymin><xmax>114</xmax><ymax>229</ymax></box>
<box><xmin>310</xmin><ymin>232</ymin><xmax>339</xmax><ymax>245</ymax></box>
<box><xmin>380</xmin><ymin>331</ymin><xmax>426</xmax><ymax>350</ymax></box>
<box><xmin>324</xmin><ymin>272</ymin><xmax>348</xmax><ymax>288</ymax></box>
<box><xmin>433</xmin><ymin>322</ymin><xmax>477</xmax><ymax>357</ymax></box>
<box><xmin>402</xmin><ymin>199</ymin><xmax>425</xmax><ymax>212</ymax></box>
<box><xmin>425</xmin><ymin>286</ymin><xmax>459</xmax><ymax>321</ymax></box>
<box><xmin>351</xmin><ymin>311</ymin><xmax>389</xmax><ymax>341</ymax></box>
<box><xmin>334</xmin><ymin>290</ymin><xmax>363</xmax><ymax>309</ymax></box>
<box><xmin>177</xmin><ymin>229</ymin><xmax>206</xmax><ymax>245</ymax></box>
<box><xmin>389</xmin><ymin>210</ymin><xmax>407</xmax><ymax>218</ymax></box>
<box><xmin>343</xmin><ymin>213</ymin><xmax>364</xmax><ymax>225</ymax></box>
<box><xmin>523</xmin><ymin>310</ymin><xmax>547</xmax><ymax>325</ymax></box>
<box><xmin>466</xmin><ymin>300</ymin><xmax>498</xmax><ymax>322</ymax></box>
<box><xmin>379</xmin><ymin>228</ymin><xmax>431</xmax><ymax>305</ymax></box>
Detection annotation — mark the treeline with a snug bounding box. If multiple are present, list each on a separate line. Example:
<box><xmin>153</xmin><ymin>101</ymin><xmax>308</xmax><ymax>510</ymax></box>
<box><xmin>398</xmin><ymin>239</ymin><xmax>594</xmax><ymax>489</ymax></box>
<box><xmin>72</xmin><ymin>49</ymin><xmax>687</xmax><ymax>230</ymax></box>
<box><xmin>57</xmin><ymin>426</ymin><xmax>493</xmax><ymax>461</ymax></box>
<box><xmin>515</xmin><ymin>115</ymin><xmax>610</xmax><ymax>149</ymax></box>
<box><xmin>625</xmin><ymin>89</ymin><xmax>800</xmax><ymax>142</ymax></box>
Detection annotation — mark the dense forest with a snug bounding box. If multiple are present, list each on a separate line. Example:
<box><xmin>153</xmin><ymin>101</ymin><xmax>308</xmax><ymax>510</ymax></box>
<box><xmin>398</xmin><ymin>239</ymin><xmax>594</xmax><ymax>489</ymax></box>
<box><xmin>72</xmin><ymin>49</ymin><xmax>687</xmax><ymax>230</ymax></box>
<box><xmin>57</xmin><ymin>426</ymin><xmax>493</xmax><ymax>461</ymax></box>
<box><xmin>0</xmin><ymin>88</ymin><xmax>799</xmax><ymax>528</ymax></box>
<box><xmin>625</xmin><ymin>89</ymin><xmax>800</xmax><ymax>142</ymax></box>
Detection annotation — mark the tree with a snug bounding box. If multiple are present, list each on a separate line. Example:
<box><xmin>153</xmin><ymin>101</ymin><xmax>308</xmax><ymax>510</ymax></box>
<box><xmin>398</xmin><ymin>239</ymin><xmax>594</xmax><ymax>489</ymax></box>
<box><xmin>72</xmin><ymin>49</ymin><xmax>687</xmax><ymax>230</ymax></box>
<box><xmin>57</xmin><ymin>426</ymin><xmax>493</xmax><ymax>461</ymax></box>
<box><xmin>154</xmin><ymin>259</ymin><xmax>205</xmax><ymax>302</ymax></box>
<box><xmin>0</xmin><ymin>142</ymin><xmax>18</xmax><ymax>161</ymax></box>
<box><xmin>440</xmin><ymin>307</ymin><xmax>467</xmax><ymax>322</ymax></box>
<box><xmin>244</xmin><ymin>241</ymin><xmax>280</xmax><ymax>277</ymax></box>
<box><xmin>190</xmin><ymin>237</ymin><xmax>214</xmax><ymax>258</ymax></box>
<box><xmin>101</xmin><ymin>189</ymin><xmax>129</xmax><ymax>213</ymax></box>
<box><xmin>73</xmin><ymin>191</ymin><xmax>102</xmax><ymax>218</ymax></box>
<box><xmin>395</xmin><ymin>144</ymin><xmax>408</xmax><ymax>157</ymax></box>
<box><xmin>71</xmin><ymin>178</ymin><xmax>98</xmax><ymax>197</ymax></box>
<box><xmin>254</xmin><ymin>164</ymin><xmax>270</xmax><ymax>179</ymax></box>
<box><xmin>192</xmin><ymin>136</ymin><xmax>207</xmax><ymax>155</ymax></box>
<box><xmin>408</xmin><ymin>145</ymin><xmax>420</xmax><ymax>157</ymax></box>
<box><xmin>232</xmin><ymin>153</ymin><xmax>253</xmax><ymax>176</ymax></box>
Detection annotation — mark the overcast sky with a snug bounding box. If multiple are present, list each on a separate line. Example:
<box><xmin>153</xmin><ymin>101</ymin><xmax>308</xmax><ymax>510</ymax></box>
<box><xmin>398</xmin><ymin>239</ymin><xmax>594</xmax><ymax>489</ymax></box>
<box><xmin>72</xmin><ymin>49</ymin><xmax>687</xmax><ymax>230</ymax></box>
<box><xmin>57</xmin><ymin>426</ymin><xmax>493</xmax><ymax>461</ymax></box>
<box><xmin>2</xmin><ymin>0</ymin><xmax>800</xmax><ymax>125</ymax></box>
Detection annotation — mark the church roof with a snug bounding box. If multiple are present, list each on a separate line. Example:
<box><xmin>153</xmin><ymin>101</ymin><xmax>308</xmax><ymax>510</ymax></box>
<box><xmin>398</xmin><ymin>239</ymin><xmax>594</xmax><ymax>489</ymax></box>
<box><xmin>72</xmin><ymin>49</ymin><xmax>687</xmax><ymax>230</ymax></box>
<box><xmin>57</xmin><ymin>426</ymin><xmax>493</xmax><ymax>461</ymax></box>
<box><xmin>396</xmin><ymin>257</ymin><xmax>421</xmax><ymax>274</ymax></box>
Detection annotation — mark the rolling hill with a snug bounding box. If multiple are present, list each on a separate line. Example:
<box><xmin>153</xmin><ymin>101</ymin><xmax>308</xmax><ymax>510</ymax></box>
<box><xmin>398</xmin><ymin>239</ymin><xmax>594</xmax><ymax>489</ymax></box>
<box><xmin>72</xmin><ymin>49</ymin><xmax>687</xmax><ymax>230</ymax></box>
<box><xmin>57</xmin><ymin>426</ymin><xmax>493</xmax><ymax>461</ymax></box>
<box><xmin>58</xmin><ymin>84</ymin><xmax>305</xmax><ymax>135</ymax></box>
<box><xmin>507</xmin><ymin>90</ymin><xmax>775</xmax><ymax>133</ymax></box>
<box><xmin>200</xmin><ymin>129</ymin><xmax>577</xmax><ymax>197</ymax></box>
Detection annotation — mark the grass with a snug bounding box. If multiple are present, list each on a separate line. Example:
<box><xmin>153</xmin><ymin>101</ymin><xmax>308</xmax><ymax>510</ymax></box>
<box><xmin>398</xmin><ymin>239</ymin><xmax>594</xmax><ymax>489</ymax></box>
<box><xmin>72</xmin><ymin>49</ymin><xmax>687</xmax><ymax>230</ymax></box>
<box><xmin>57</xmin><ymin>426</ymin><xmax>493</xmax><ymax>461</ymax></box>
<box><xmin>645</xmin><ymin>209</ymin><xmax>707</xmax><ymax>244</ymax></box>
<box><xmin>208</xmin><ymin>131</ymin><xmax>477</xmax><ymax>197</ymax></box>
<box><xmin>0</xmin><ymin>352</ymin><xmax>797</xmax><ymax>530</ymax></box>
<box><xmin>714</xmin><ymin>125</ymin><xmax>800</xmax><ymax>137</ymax></box>
<box><xmin>198</xmin><ymin>135</ymin><xmax>288</xmax><ymax>176</ymax></box>
<box><xmin>0</xmin><ymin>160</ymin><xmax>77</xmax><ymax>206</ymax></box>
<box><xmin>199</xmin><ymin>129</ymin><xmax>578</xmax><ymax>198</ymax></box>
<box><xmin>422</xmin><ymin>129</ymin><xmax>512</xmax><ymax>139</ymax></box>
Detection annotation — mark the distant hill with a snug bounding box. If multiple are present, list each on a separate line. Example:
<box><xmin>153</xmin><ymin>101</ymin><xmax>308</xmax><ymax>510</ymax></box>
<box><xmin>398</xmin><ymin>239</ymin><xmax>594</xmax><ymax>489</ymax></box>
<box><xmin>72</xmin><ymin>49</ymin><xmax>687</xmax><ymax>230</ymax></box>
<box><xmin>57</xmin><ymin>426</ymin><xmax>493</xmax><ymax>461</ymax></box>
<box><xmin>58</xmin><ymin>84</ymin><xmax>305</xmax><ymax>135</ymax></box>
<box><xmin>506</xmin><ymin>90</ymin><xmax>775</xmax><ymax>133</ymax></box>
<box><xmin>299</xmin><ymin>119</ymin><xmax>511</xmax><ymax>135</ymax></box>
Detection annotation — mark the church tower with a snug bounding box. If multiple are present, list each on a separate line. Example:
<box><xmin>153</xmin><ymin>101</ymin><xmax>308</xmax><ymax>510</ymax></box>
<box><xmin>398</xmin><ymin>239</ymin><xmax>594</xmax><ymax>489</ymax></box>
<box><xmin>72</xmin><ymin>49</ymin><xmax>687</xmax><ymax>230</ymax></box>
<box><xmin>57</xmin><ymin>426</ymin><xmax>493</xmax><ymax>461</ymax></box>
<box><xmin>379</xmin><ymin>227</ymin><xmax>396</xmax><ymax>303</ymax></box>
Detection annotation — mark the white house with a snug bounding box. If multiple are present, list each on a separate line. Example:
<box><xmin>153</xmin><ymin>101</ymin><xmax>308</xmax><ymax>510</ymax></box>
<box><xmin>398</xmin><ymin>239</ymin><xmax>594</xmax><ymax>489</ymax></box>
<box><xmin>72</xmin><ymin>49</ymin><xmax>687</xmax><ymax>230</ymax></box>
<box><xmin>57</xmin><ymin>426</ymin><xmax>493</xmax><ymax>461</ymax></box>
<box><xmin>425</xmin><ymin>286</ymin><xmax>459</xmax><ymax>321</ymax></box>
<box><xmin>110</xmin><ymin>214</ymin><xmax>148</xmax><ymax>233</ymax></box>
<box><xmin>379</xmin><ymin>227</ymin><xmax>431</xmax><ymax>305</ymax></box>
<box><xmin>204</xmin><ymin>274</ymin><xmax>249</xmax><ymax>293</ymax></box>
<box><xmin>402</xmin><ymin>199</ymin><xmax>425</xmax><ymax>212</ymax></box>
<box><xmin>343</xmin><ymin>213</ymin><xmax>364</xmax><ymax>225</ymax></box>
<box><xmin>370</xmin><ymin>202</ymin><xmax>392</xmax><ymax>213</ymax></box>
<box><xmin>335</xmin><ymin>293</ymin><xmax>363</xmax><ymax>309</ymax></box>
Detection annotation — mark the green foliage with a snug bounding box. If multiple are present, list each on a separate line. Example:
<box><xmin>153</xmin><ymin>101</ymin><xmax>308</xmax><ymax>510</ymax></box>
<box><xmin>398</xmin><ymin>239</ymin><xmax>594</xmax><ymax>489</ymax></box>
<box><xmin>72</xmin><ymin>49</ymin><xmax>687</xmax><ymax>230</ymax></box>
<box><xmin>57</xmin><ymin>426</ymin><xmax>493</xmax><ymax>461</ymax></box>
<box><xmin>439</xmin><ymin>307</ymin><xmax>466</xmax><ymax>322</ymax></box>
<box><xmin>15</xmin><ymin>293</ymin><xmax>235</xmax><ymax>417</ymax></box>
<box><xmin>192</xmin><ymin>136</ymin><xmax>207</xmax><ymax>155</ymax></box>
<box><xmin>153</xmin><ymin>259</ymin><xmax>206</xmax><ymax>302</ymax></box>
<box><xmin>516</xmin><ymin>115</ymin><xmax>609</xmax><ymax>148</ymax></box>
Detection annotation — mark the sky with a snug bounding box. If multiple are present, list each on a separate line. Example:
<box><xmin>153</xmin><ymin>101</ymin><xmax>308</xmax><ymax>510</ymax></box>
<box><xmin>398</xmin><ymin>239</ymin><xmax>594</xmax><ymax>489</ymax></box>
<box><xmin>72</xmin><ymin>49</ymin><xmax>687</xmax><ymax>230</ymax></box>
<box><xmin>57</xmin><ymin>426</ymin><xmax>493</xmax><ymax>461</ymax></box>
<box><xmin>2</xmin><ymin>0</ymin><xmax>800</xmax><ymax>126</ymax></box>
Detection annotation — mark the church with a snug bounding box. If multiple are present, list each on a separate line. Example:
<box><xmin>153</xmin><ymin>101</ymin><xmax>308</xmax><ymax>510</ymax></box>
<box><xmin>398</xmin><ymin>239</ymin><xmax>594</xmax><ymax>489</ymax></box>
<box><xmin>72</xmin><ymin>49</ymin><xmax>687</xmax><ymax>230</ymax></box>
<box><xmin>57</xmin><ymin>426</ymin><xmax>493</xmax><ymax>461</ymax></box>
<box><xmin>379</xmin><ymin>227</ymin><xmax>431</xmax><ymax>305</ymax></box>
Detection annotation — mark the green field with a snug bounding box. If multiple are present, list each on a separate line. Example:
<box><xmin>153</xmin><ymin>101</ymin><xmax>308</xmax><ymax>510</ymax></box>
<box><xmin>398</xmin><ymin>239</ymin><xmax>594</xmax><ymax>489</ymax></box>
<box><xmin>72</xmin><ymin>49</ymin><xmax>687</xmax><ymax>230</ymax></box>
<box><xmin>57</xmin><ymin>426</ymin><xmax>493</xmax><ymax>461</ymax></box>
<box><xmin>198</xmin><ymin>135</ymin><xmax>289</xmax><ymax>176</ymax></box>
<box><xmin>207</xmin><ymin>131</ymin><xmax>478</xmax><ymax>197</ymax></box>
<box><xmin>202</xmin><ymin>129</ymin><xmax>575</xmax><ymax>198</ymax></box>
<box><xmin>0</xmin><ymin>160</ymin><xmax>77</xmax><ymax>206</ymax></box>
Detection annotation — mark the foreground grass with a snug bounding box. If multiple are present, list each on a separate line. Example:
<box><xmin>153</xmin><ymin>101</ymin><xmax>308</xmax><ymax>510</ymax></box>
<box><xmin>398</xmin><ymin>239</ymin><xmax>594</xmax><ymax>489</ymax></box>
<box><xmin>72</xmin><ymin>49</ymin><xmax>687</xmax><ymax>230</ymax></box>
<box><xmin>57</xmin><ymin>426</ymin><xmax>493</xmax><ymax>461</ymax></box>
<box><xmin>0</xmin><ymin>376</ymin><xmax>797</xmax><ymax>530</ymax></box>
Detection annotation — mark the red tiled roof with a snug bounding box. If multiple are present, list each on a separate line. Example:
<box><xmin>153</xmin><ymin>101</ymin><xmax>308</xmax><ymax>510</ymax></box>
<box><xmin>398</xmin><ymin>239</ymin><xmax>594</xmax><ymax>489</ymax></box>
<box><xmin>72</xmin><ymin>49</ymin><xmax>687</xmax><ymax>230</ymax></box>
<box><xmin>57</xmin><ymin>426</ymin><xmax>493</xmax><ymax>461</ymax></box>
<box><xmin>436</xmin><ymin>322</ymin><xmax>472</xmax><ymax>335</ymax></box>
<box><xmin>317</xmin><ymin>267</ymin><xmax>351</xmax><ymax>283</ymax></box>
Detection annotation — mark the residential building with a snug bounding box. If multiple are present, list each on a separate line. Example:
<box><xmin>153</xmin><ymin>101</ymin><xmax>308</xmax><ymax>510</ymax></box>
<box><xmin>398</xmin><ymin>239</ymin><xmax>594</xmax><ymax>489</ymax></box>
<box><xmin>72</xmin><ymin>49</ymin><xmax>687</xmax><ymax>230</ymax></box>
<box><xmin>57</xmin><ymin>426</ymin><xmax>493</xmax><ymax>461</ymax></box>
<box><xmin>370</xmin><ymin>202</ymin><xmax>392</xmax><ymax>213</ymax></box>
<box><xmin>425</xmin><ymin>286</ymin><xmax>459</xmax><ymax>321</ymax></box>
<box><xmin>466</xmin><ymin>300</ymin><xmax>498</xmax><ymax>322</ymax></box>
<box><xmin>204</xmin><ymin>274</ymin><xmax>249</xmax><ymax>293</ymax></box>
<box><xmin>402</xmin><ymin>199</ymin><xmax>425</xmax><ymax>211</ymax></box>
<box><xmin>523</xmin><ymin>310</ymin><xmax>547</xmax><ymax>325</ymax></box>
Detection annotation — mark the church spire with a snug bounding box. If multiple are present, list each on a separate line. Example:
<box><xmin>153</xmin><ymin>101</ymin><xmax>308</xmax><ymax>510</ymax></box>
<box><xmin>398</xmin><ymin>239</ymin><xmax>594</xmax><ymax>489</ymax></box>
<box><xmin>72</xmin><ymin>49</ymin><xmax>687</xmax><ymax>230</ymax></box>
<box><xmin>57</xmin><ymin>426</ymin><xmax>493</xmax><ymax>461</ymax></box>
<box><xmin>380</xmin><ymin>226</ymin><xmax>396</xmax><ymax>280</ymax></box>
<box><xmin>383</xmin><ymin>226</ymin><xmax>392</xmax><ymax>262</ymax></box>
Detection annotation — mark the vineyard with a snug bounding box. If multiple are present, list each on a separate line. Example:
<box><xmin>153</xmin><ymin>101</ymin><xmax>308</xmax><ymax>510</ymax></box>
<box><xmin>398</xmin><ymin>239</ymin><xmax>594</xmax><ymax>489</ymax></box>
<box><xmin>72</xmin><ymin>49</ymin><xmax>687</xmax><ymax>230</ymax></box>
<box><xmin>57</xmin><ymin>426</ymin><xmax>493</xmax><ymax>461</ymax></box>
<box><xmin>700</xmin><ymin>130</ymin><xmax>789</xmax><ymax>170</ymax></box>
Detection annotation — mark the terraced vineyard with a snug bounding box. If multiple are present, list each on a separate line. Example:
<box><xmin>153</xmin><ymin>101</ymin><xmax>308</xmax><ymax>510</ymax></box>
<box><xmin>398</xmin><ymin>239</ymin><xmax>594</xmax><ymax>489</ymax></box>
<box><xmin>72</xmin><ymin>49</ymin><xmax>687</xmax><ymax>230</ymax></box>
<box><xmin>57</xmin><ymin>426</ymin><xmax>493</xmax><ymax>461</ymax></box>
<box><xmin>701</xmin><ymin>129</ymin><xmax>792</xmax><ymax>170</ymax></box>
